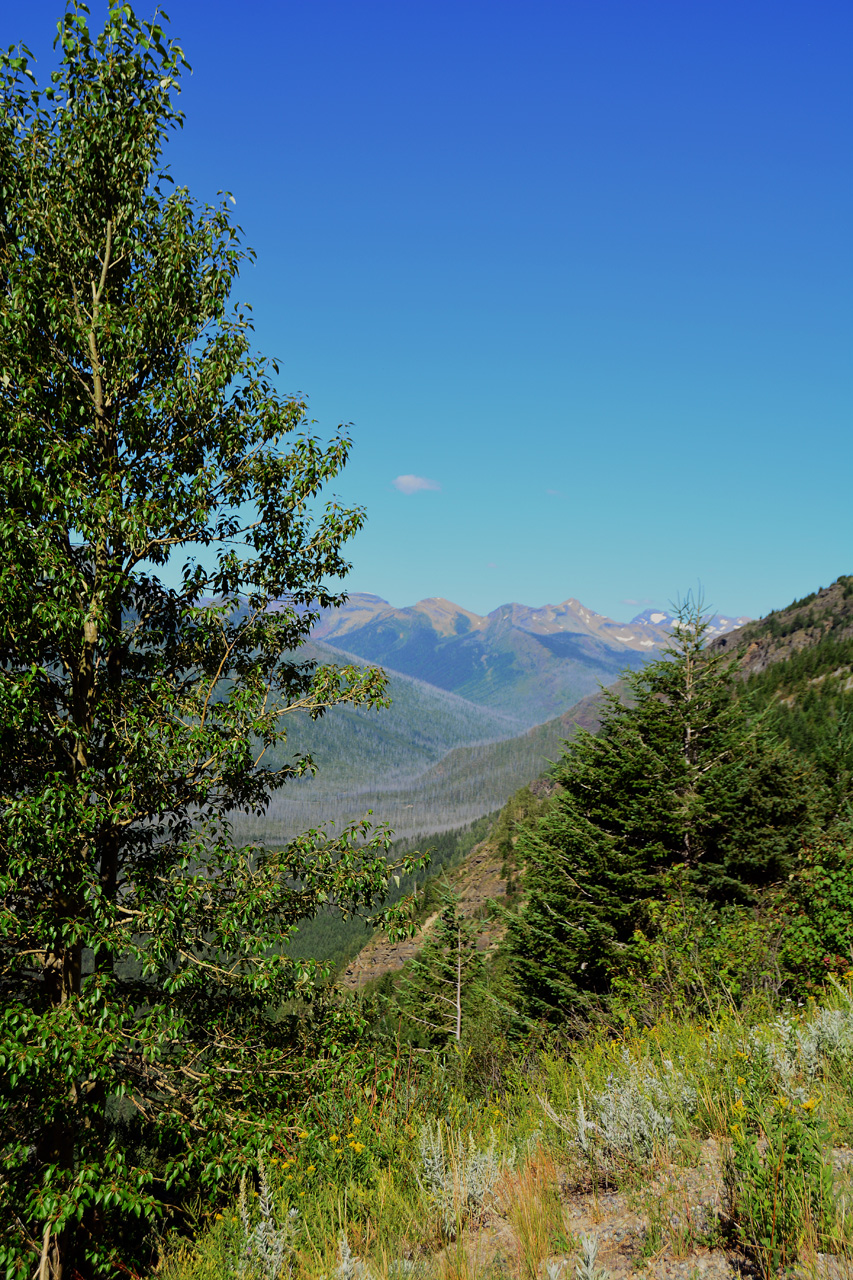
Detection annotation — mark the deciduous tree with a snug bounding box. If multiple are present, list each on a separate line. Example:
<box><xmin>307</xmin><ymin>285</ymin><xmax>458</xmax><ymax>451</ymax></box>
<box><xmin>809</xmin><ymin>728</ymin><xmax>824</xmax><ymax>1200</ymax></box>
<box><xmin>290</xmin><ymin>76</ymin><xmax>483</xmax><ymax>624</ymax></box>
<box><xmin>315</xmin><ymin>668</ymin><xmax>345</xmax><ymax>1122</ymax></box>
<box><xmin>0</xmin><ymin>7</ymin><xmax>415</xmax><ymax>1275</ymax></box>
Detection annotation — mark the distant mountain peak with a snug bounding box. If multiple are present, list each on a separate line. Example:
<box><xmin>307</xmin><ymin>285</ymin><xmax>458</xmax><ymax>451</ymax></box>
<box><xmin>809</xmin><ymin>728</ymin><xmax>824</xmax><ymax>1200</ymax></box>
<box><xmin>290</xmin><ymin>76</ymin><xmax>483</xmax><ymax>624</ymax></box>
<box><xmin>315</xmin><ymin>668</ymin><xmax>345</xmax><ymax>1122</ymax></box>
<box><xmin>629</xmin><ymin>607</ymin><xmax>751</xmax><ymax>637</ymax></box>
<box><xmin>410</xmin><ymin>597</ymin><xmax>487</xmax><ymax>636</ymax></box>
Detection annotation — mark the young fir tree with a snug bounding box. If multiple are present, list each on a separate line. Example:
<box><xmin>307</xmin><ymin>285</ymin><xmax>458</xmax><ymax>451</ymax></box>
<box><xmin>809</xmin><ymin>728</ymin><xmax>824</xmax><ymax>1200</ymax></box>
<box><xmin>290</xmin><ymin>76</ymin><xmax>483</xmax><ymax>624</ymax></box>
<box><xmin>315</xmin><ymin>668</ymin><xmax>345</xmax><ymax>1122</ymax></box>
<box><xmin>504</xmin><ymin>595</ymin><xmax>819</xmax><ymax>1024</ymax></box>
<box><xmin>398</xmin><ymin>881</ymin><xmax>484</xmax><ymax>1048</ymax></box>
<box><xmin>0</xmin><ymin>9</ymin><xmax>420</xmax><ymax>1277</ymax></box>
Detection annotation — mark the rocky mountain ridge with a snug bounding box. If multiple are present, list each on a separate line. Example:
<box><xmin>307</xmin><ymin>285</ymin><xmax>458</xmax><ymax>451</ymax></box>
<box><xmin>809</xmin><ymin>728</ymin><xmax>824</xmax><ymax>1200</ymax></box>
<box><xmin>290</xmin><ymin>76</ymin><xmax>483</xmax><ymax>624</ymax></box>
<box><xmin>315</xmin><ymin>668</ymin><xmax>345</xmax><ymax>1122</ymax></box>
<box><xmin>310</xmin><ymin>593</ymin><xmax>748</xmax><ymax>728</ymax></box>
<box><xmin>709</xmin><ymin>574</ymin><xmax>853</xmax><ymax>677</ymax></box>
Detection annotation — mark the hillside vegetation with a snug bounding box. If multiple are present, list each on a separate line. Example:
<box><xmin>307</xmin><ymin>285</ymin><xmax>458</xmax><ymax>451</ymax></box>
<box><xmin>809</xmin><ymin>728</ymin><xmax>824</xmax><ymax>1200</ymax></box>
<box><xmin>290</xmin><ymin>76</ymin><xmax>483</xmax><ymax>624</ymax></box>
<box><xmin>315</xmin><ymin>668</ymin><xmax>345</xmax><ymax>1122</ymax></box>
<box><xmin>240</xmin><ymin>671</ymin><xmax>612</xmax><ymax>846</ymax></box>
<box><xmin>154</xmin><ymin>581</ymin><xmax>853</xmax><ymax>1280</ymax></box>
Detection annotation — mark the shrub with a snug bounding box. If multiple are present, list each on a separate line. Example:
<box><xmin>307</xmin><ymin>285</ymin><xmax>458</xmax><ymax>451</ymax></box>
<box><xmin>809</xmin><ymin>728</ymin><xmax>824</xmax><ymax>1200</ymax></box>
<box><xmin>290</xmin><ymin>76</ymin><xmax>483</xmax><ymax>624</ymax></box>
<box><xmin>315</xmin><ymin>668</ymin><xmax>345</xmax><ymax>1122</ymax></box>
<box><xmin>782</xmin><ymin>835</ymin><xmax>853</xmax><ymax>991</ymax></box>
<box><xmin>417</xmin><ymin>1122</ymin><xmax>504</xmax><ymax>1239</ymax></box>
<box><xmin>724</xmin><ymin>1094</ymin><xmax>836</xmax><ymax>1276</ymax></box>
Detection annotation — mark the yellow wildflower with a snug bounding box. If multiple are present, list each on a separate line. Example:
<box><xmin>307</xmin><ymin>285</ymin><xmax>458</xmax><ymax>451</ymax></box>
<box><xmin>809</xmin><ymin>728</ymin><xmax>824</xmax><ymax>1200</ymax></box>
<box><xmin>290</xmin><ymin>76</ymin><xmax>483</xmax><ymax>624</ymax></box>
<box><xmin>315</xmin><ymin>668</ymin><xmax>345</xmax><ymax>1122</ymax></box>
<box><xmin>349</xmin><ymin>1141</ymin><xmax>365</xmax><ymax>1153</ymax></box>
<box><xmin>299</xmin><ymin>1131</ymin><xmax>309</xmax><ymax>1140</ymax></box>
<box><xmin>306</xmin><ymin>1165</ymin><xmax>316</xmax><ymax>1173</ymax></box>
<box><xmin>285</xmin><ymin>1174</ymin><xmax>292</xmax><ymax>1182</ymax></box>
<box><xmin>330</xmin><ymin>1133</ymin><xmax>339</xmax><ymax>1143</ymax></box>
<box><xmin>732</xmin><ymin>1098</ymin><xmax>745</xmax><ymax>1113</ymax></box>
<box><xmin>352</xmin><ymin>1116</ymin><xmax>362</xmax><ymax>1126</ymax></box>
<box><xmin>731</xmin><ymin>1123</ymin><xmax>743</xmax><ymax>1139</ymax></box>
<box><xmin>776</xmin><ymin>1095</ymin><xmax>789</xmax><ymax>1110</ymax></box>
<box><xmin>737</xmin><ymin>1077</ymin><xmax>745</xmax><ymax>1087</ymax></box>
<box><xmin>346</xmin><ymin>1132</ymin><xmax>355</xmax><ymax>1139</ymax></box>
<box><xmin>215</xmin><ymin>1213</ymin><xmax>223</xmax><ymax>1221</ymax></box>
<box><xmin>802</xmin><ymin>1097</ymin><xmax>817</xmax><ymax>1112</ymax></box>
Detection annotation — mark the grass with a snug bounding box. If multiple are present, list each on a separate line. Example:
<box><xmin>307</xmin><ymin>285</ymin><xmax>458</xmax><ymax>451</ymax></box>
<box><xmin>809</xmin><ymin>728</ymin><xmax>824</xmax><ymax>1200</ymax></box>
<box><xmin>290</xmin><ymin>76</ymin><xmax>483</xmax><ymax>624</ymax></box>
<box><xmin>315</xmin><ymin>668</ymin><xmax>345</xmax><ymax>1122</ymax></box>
<box><xmin>154</xmin><ymin>983</ymin><xmax>853</xmax><ymax>1280</ymax></box>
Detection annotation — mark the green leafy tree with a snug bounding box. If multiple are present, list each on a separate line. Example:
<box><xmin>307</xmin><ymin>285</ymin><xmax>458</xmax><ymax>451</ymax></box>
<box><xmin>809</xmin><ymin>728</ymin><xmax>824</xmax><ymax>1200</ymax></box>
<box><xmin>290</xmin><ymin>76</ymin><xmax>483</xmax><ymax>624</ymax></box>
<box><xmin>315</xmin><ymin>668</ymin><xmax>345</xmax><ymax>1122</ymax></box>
<box><xmin>504</xmin><ymin>595</ymin><xmax>819</xmax><ymax>1024</ymax></box>
<box><xmin>0</xmin><ymin>7</ymin><xmax>418</xmax><ymax>1276</ymax></box>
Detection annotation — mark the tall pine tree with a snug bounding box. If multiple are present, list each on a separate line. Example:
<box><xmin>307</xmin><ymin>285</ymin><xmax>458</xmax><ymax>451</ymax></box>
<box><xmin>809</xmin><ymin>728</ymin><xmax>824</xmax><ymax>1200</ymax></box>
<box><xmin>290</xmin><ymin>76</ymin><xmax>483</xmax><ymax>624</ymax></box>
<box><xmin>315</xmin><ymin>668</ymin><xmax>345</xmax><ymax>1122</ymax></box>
<box><xmin>505</xmin><ymin>595</ymin><xmax>819</xmax><ymax>1023</ymax></box>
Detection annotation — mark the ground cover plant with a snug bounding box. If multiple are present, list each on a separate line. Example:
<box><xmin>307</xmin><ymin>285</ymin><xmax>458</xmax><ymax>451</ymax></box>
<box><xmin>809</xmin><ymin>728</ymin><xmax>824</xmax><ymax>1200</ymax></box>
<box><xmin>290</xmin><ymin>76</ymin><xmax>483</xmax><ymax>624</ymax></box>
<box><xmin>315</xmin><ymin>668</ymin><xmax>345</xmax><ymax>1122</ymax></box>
<box><xmin>156</xmin><ymin>981</ymin><xmax>853</xmax><ymax>1279</ymax></box>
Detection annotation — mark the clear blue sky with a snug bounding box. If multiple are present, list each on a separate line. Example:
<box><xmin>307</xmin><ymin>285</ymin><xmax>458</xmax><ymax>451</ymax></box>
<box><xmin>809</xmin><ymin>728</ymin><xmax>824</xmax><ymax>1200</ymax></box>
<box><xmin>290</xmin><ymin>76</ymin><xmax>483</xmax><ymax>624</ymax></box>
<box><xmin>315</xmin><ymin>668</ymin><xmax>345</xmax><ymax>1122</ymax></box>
<box><xmin>16</xmin><ymin>0</ymin><xmax>853</xmax><ymax>621</ymax></box>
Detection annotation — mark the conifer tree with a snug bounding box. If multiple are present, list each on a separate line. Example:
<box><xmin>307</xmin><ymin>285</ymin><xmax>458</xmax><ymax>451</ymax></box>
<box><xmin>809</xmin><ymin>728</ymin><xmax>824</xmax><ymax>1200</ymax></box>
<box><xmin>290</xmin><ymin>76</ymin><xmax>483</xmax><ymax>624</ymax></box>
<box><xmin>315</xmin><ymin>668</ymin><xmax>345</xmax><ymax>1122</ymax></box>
<box><xmin>398</xmin><ymin>882</ymin><xmax>484</xmax><ymax>1047</ymax></box>
<box><xmin>505</xmin><ymin>595</ymin><xmax>818</xmax><ymax>1023</ymax></box>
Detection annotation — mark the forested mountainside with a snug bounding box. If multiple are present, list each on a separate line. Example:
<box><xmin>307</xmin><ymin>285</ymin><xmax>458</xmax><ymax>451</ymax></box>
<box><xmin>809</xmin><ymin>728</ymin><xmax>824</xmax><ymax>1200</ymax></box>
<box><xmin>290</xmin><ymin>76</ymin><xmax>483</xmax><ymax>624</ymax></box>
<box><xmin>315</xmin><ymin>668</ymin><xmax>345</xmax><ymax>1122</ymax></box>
<box><xmin>234</xmin><ymin>674</ymin><xmax>608</xmax><ymax>846</ymax></box>
<box><xmin>311</xmin><ymin>592</ymin><xmax>749</xmax><ymax>726</ymax></box>
<box><xmin>721</xmin><ymin>574</ymin><xmax>853</xmax><ymax>825</ymax></box>
<box><xmin>239</xmin><ymin>595</ymin><xmax>746</xmax><ymax>844</ymax></box>
<box><xmin>338</xmin><ymin>577</ymin><xmax>853</xmax><ymax>993</ymax></box>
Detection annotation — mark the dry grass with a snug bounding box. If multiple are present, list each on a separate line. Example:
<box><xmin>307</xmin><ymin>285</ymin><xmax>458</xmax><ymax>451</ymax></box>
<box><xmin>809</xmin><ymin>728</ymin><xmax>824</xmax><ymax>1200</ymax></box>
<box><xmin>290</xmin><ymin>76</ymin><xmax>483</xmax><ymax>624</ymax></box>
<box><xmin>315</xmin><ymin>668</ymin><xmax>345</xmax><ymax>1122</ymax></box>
<box><xmin>496</xmin><ymin>1154</ymin><xmax>570</xmax><ymax>1278</ymax></box>
<box><xmin>156</xmin><ymin>988</ymin><xmax>853</xmax><ymax>1280</ymax></box>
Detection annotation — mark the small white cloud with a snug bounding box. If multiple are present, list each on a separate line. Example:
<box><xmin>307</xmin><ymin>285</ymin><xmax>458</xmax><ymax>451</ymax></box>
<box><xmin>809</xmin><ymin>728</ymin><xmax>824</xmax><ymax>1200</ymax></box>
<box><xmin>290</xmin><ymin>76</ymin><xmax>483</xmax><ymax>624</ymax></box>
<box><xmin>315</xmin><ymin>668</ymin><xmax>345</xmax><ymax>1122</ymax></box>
<box><xmin>545</xmin><ymin>488</ymin><xmax>562</xmax><ymax>497</ymax></box>
<box><xmin>393</xmin><ymin>474</ymin><xmax>441</xmax><ymax>494</ymax></box>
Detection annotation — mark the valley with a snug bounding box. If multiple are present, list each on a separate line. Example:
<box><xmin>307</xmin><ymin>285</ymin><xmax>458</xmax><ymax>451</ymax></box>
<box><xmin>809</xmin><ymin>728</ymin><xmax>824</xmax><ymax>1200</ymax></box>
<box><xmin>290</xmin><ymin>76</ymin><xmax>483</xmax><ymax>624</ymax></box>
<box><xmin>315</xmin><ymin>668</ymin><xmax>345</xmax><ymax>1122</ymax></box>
<box><xmin>237</xmin><ymin>594</ymin><xmax>748</xmax><ymax>844</ymax></box>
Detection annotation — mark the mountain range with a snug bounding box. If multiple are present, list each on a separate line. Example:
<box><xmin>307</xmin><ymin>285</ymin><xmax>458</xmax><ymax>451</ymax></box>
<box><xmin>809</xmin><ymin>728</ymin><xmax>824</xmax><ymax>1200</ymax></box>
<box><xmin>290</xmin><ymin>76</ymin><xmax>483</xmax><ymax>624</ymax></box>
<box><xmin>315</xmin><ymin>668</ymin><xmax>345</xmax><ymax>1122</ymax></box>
<box><xmin>310</xmin><ymin>594</ymin><xmax>749</xmax><ymax>727</ymax></box>
<box><xmin>231</xmin><ymin>594</ymin><xmax>748</xmax><ymax>846</ymax></box>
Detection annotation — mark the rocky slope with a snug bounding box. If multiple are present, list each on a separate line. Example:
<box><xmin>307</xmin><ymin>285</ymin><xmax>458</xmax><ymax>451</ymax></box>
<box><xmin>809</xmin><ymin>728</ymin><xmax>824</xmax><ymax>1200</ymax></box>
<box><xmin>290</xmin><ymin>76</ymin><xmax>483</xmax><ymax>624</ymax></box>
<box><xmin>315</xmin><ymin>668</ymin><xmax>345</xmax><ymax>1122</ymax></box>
<box><xmin>709</xmin><ymin>574</ymin><xmax>853</xmax><ymax>676</ymax></box>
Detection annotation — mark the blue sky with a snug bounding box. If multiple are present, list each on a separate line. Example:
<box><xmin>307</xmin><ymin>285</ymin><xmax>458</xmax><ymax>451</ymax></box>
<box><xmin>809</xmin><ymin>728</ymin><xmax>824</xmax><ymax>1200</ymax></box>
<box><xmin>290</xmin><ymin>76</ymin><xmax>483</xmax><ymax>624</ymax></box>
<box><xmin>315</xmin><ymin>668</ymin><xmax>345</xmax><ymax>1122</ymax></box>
<box><xmin>16</xmin><ymin>0</ymin><xmax>853</xmax><ymax>621</ymax></box>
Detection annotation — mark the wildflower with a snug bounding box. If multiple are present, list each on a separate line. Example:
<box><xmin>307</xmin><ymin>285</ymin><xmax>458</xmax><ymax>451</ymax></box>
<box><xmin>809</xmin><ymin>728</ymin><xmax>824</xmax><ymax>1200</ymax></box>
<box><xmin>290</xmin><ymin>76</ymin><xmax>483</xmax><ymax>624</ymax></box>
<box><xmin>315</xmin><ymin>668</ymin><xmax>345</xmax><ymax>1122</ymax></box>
<box><xmin>737</xmin><ymin>1077</ymin><xmax>745</xmax><ymax>1087</ymax></box>
<box><xmin>306</xmin><ymin>1164</ymin><xmax>316</xmax><ymax>1173</ymax></box>
<box><xmin>215</xmin><ymin>1213</ymin><xmax>223</xmax><ymax>1221</ymax></box>
<box><xmin>776</xmin><ymin>1095</ymin><xmax>790</xmax><ymax>1110</ymax></box>
<box><xmin>732</xmin><ymin>1098</ymin><xmax>746</xmax><ymax>1113</ymax></box>
<box><xmin>285</xmin><ymin>1174</ymin><xmax>293</xmax><ymax>1181</ymax></box>
<box><xmin>330</xmin><ymin>1133</ymin><xmax>339</xmax><ymax>1143</ymax></box>
<box><xmin>802</xmin><ymin>1097</ymin><xmax>818</xmax><ymax>1112</ymax></box>
<box><xmin>349</xmin><ymin>1141</ymin><xmax>365</xmax><ymax>1153</ymax></box>
<box><xmin>731</xmin><ymin>1123</ymin><xmax>743</xmax><ymax>1139</ymax></box>
<box><xmin>352</xmin><ymin>1116</ymin><xmax>361</xmax><ymax>1126</ymax></box>
<box><xmin>346</xmin><ymin>1132</ymin><xmax>355</xmax><ymax>1139</ymax></box>
<box><xmin>299</xmin><ymin>1130</ymin><xmax>309</xmax><ymax>1139</ymax></box>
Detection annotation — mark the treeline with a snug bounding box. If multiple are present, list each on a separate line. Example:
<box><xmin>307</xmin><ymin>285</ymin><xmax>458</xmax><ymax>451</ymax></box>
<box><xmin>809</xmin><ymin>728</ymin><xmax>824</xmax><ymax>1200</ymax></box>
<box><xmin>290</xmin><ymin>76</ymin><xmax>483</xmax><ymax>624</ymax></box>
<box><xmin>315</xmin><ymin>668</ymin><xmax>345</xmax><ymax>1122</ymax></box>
<box><xmin>741</xmin><ymin>621</ymin><xmax>853</xmax><ymax>826</ymax></box>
